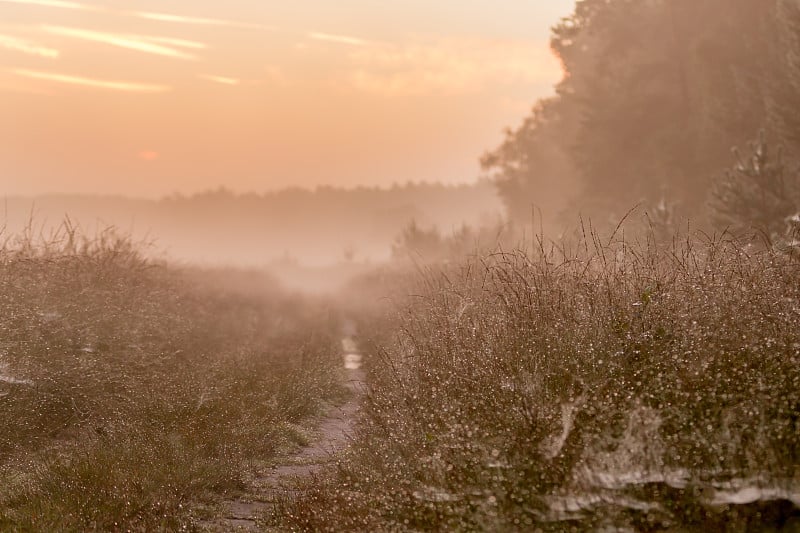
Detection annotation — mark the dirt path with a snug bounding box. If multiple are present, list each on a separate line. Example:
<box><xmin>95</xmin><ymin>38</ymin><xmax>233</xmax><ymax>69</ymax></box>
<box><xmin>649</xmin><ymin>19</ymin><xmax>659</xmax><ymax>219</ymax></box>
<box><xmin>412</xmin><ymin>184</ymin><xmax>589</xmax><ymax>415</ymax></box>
<box><xmin>202</xmin><ymin>334</ymin><xmax>366</xmax><ymax>531</ymax></box>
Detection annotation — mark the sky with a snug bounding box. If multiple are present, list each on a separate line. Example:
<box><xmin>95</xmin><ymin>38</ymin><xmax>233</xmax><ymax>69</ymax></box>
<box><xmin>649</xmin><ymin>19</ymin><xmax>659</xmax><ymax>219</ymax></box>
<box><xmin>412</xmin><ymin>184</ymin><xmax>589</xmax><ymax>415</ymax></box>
<box><xmin>0</xmin><ymin>0</ymin><xmax>573</xmax><ymax>197</ymax></box>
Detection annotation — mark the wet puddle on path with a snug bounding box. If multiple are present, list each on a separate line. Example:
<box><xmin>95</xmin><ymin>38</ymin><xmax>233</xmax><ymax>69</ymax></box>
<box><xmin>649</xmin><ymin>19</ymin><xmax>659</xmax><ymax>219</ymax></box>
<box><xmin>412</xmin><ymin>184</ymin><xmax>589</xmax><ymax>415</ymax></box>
<box><xmin>342</xmin><ymin>336</ymin><xmax>363</xmax><ymax>370</ymax></box>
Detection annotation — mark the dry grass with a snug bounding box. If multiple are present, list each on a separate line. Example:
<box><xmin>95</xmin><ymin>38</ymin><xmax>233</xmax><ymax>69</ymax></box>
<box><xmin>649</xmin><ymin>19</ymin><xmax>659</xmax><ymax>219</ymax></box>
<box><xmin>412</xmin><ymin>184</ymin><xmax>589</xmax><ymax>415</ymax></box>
<box><xmin>274</xmin><ymin>226</ymin><xmax>800</xmax><ymax>531</ymax></box>
<box><xmin>0</xmin><ymin>224</ymin><xmax>345</xmax><ymax>531</ymax></box>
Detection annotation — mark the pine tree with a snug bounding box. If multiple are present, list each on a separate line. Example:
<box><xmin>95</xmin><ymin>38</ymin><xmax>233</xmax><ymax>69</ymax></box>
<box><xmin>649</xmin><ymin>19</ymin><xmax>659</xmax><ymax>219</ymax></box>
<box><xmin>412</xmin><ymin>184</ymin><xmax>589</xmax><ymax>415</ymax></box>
<box><xmin>710</xmin><ymin>132</ymin><xmax>800</xmax><ymax>240</ymax></box>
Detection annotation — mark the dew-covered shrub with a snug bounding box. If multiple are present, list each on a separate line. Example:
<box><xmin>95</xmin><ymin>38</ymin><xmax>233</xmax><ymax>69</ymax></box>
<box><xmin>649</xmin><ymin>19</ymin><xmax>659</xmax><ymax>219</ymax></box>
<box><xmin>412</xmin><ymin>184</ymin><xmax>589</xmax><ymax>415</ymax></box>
<box><xmin>0</xmin><ymin>226</ymin><xmax>344</xmax><ymax>531</ymax></box>
<box><xmin>275</xmin><ymin>230</ymin><xmax>800</xmax><ymax>531</ymax></box>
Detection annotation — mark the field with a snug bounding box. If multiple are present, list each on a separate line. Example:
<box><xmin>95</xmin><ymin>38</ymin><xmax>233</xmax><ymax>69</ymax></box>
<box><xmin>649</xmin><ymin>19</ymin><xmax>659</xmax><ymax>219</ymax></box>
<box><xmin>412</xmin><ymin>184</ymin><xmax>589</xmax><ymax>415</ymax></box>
<box><xmin>1</xmin><ymin>223</ymin><xmax>798</xmax><ymax>532</ymax></box>
<box><xmin>0</xmin><ymin>227</ymin><xmax>346</xmax><ymax>531</ymax></box>
<box><xmin>273</xmin><ymin>228</ymin><xmax>800</xmax><ymax>531</ymax></box>
<box><xmin>7</xmin><ymin>0</ymin><xmax>800</xmax><ymax>530</ymax></box>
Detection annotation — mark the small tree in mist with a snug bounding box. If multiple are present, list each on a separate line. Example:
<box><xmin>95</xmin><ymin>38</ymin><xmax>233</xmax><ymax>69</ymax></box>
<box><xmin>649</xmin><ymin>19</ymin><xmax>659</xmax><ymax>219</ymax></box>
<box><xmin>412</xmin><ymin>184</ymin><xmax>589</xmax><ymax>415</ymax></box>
<box><xmin>392</xmin><ymin>220</ymin><xmax>444</xmax><ymax>260</ymax></box>
<box><xmin>391</xmin><ymin>221</ymin><xmax>506</xmax><ymax>263</ymax></box>
<box><xmin>710</xmin><ymin>132</ymin><xmax>800</xmax><ymax>241</ymax></box>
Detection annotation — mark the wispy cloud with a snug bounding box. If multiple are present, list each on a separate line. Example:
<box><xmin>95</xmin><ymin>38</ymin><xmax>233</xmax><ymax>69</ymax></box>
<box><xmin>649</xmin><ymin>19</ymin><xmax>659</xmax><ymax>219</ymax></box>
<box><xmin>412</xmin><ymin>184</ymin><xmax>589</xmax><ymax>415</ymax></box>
<box><xmin>141</xmin><ymin>36</ymin><xmax>207</xmax><ymax>50</ymax></box>
<box><xmin>131</xmin><ymin>11</ymin><xmax>271</xmax><ymax>31</ymax></box>
<box><xmin>12</xmin><ymin>68</ymin><xmax>170</xmax><ymax>92</ymax></box>
<box><xmin>42</xmin><ymin>25</ymin><xmax>199</xmax><ymax>60</ymax></box>
<box><xmin>198</xmin><ymin>74</ymin><xmax>240</xmax><ymax>86</ymax></box>
<box><xmin>0</xmin><ymin>33</ymin><xmax>59</xmax><ymax>58</ymax></box>
<box><xmin>308</xmin><ymin>32</ymin><xmax>367</xmax><ymax>46</ymax></box>
<box><xmin>346</xmin><ymin>37</ymin><xmax>561</xmax><ymax>95</ymax></box>
<box><xmin>0</xmin><ymin>0</ymin><xmax>97</xmax><ymax>10</ymax></box>
<box><xmin>1</xmin><ymin>2</ymin><xmax>271</xmax><ymax>32</ymax></box>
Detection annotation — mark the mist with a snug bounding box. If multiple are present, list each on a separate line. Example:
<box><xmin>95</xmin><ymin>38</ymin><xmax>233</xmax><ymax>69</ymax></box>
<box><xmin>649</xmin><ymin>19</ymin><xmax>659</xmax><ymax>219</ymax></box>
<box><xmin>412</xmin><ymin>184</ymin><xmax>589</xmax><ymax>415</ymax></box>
<box><xmin>2</xmin><ymin>0</ymin><xmax>800</xmax><ymax>531</ymax></box>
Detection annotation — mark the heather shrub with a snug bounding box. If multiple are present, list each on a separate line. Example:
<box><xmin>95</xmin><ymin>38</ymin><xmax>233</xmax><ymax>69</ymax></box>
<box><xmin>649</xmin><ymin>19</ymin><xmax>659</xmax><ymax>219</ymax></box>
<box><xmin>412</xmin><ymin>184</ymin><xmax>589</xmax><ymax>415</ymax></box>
<box><xmin>0</xmin><ymin>226</ymin><xmax>344</xmax><ymax>530</ymax></box>
<box><xmin>275</xmin><ymin>228</ymin><xmax>800</xmax><ymax>531</ymax></box>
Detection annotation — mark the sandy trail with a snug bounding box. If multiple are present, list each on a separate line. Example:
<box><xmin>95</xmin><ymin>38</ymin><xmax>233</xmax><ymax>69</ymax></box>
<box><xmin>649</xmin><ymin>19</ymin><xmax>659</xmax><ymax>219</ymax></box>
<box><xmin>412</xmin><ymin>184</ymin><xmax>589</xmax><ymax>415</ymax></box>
<box><xmin>204</xmin><ymin>334</ymin><xmax>366</xmax><ymax>531</ymax></box>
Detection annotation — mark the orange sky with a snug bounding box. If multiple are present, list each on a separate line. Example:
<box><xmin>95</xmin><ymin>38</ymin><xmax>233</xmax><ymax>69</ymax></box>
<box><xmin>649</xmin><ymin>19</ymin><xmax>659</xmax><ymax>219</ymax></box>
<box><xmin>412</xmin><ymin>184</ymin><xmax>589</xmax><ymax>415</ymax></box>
<box><xmin>0</xmin><ymin>0</ymin><xmax>570</xmax><ymax>197</ymax></box>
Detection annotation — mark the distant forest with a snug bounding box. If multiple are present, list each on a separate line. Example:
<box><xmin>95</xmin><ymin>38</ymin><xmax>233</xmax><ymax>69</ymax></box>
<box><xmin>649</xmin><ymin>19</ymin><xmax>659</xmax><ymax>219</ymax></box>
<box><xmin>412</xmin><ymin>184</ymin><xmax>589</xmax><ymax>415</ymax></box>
<box><xmin>3</xmin><ymin>182</ymin><xmax>502</xmax><ymax>266</ymax></box>
<box><xmin>483</xmin><ymin>0</ymin><xmax>800</xmax><ymax>233</ymax></box>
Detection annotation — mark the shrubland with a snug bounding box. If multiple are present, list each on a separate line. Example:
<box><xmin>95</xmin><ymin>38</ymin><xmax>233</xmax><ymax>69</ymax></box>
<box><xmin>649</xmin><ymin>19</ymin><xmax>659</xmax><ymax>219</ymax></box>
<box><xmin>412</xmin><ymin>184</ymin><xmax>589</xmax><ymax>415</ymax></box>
<box><xmin>274</xmin><ymin>224</ymin><xmax>800</xmax><ymax>531</ymax></box>
<box><xmin>0</xmin><ymin>225</ymin><xmax>344</xmax><ymax>531</ymax></box>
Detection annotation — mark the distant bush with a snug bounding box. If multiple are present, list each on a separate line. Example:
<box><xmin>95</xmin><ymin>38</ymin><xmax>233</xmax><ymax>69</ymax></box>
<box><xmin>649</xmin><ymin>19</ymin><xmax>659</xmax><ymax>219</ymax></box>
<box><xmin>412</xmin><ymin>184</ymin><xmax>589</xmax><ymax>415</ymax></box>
<box><xmin>391</xmin><ymin>218</ymin><xmax>513</xmax><ymax>264</ymax></box>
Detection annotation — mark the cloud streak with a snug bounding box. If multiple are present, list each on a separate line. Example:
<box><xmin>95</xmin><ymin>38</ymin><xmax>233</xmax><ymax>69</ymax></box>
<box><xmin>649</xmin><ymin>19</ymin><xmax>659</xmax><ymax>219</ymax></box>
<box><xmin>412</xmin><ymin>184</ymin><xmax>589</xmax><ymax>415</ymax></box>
<box><xmin>0</xmin><ymin>0</ymin><xmax>96</xmax><ymax>10</ymax></box>
<box><xmin>141</xmin><ymin>36</ymin><xmax>207</xmax><ymax>50</ymax></box>
<box><xmin>42</xmin><ymin>25</ymin><xmax>199</xmax><ymax>60</ymax></box>
<box><xmin>1</xmin><ymin>2</ymin><xmax>271</xmax><ymax>32</ymax></box>
<box><xmin>12</xmin><ymin>68</ymin><xmax>170</xmax><ymax>92</ymax></box>
<box><xmin>0</xmin><ymin>33</ymin><xmax>59</xmax><ymax>58</ymax></box>
<box><xmin>198</xmin><ymin>74</ymin><xmax>240</xmax><ymax>86</ymax></box>
<box><xmin>308</xmin><ymin>32</ymin><xmax>367</xmax><ymax>47</ymax></box>
<box><xmin>131</xmin><ymin>10</ymin><xmax>271</xmax><ymax>31</ymax></box>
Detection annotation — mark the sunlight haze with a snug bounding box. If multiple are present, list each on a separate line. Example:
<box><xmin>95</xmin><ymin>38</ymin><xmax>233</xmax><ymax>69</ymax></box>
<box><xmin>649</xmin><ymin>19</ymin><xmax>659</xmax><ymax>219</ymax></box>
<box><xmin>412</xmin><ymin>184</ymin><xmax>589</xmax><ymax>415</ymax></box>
<box><xmin>0</xmin><ymin>0</ymin><xmax>571</xmax><ymax>196</ymax></box>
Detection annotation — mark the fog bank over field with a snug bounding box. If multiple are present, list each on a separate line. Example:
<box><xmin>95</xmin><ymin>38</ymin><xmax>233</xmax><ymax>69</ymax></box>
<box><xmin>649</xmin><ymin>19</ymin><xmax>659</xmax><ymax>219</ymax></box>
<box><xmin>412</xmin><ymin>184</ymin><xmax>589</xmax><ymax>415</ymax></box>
<box><xmin>2</xmin><ymin>181</ymin><xmax>501</xmax><ymax>268</ymax></box>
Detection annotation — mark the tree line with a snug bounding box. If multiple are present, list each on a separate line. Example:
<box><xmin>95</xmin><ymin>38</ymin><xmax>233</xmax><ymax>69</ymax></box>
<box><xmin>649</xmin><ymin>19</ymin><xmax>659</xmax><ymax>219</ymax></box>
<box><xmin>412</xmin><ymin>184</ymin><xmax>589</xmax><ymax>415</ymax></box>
<box><xmin>484</xmin><ymin>0</ymin><xmax>800</xmax><ymax>240</ymax></box>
